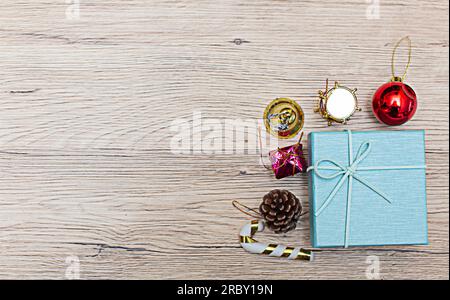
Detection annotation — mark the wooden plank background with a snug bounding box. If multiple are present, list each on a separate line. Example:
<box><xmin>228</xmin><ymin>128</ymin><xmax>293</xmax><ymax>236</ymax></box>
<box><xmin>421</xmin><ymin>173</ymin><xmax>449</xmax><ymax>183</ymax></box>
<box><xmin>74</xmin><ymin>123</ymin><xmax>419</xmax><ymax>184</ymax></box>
<box><xmin>0</xmin><ymin>0</ymin><xmax>448</xmax><ymax>280</ymax></box>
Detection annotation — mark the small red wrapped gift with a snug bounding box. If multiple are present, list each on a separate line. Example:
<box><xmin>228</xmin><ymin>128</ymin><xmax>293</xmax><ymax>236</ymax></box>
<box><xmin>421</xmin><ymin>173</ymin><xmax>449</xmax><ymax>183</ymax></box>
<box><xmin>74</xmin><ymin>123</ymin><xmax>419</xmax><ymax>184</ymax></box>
<box><xmin>269</xmin><ymin>142</ymin><xmax>308</xmax><ymax>179</ymax></box>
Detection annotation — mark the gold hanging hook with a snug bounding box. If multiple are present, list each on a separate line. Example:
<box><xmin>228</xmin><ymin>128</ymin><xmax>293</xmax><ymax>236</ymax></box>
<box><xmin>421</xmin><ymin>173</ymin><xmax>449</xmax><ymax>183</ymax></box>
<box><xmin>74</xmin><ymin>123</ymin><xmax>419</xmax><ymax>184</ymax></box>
<box><xmin>391</xmin><ymin>36</ymin><xmax>412</xmax><ymax>82</ymax></box>
<box><xmin>297</xmin><ymin>132</ymin><xmax>304</xmax><ymax>145</ymax></box>
<box><xmin>258</xmin><ymin>126</ymin><xmax>272</xmax><ymax>170</ymax></box>
<box><xmin>232</xmin><ymin>200</ymin><xmax>262</xmax><ymax>219</ymax></box>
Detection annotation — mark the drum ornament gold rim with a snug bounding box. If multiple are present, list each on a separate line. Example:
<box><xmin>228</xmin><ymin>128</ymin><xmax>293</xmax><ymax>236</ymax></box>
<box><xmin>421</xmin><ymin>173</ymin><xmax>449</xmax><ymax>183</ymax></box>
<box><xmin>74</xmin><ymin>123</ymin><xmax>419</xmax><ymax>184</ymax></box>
<box><xmin>315</xmin><ymin>80</ymin><xmax>361</xmax><ymax>126</ymax></box>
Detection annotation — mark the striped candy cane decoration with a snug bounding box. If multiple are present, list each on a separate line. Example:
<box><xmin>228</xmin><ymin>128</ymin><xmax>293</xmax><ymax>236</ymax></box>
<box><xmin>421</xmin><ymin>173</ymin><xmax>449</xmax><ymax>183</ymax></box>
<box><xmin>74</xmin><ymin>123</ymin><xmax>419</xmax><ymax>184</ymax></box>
<box><xmin>239</xmin><ymin>220</ymin><xmax>313</xmax><ymax>261</ymax></box>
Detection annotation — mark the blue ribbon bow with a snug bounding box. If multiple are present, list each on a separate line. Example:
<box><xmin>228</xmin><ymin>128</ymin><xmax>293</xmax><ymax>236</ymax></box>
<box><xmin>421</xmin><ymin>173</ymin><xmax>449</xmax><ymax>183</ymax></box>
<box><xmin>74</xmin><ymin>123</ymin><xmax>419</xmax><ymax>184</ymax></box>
<box><xmin>307</xmin><ymin>130</ymin><xmax>426</xmax><ymax>248</ymax></box>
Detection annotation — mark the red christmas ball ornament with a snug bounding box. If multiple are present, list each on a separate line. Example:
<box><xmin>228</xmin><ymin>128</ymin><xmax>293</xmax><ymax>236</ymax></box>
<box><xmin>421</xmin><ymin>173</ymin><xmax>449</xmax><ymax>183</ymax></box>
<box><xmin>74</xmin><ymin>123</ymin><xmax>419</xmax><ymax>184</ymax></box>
<box><xmin>372</xmin><ymin>36</ymin><xmax>417</xmax><ymax>126</ymax></box>
<box><xmin>372</xmin><ymin>80</ymin><xmax>417</xmax><ymax>126</ymax></box>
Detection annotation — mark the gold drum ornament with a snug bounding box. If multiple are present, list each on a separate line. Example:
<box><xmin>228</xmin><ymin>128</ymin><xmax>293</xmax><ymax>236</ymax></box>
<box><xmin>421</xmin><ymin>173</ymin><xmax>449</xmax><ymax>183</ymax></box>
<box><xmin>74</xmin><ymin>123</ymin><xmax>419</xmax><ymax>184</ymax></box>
<box><xmin>315</xmin><ymin>80</ymin><xmax>361</xmax><ymax>126</ymax></box>
<box><xmin>263</xmin><ymin>98</ymin><xmax>304</xmax><ymax>139</ymax></box>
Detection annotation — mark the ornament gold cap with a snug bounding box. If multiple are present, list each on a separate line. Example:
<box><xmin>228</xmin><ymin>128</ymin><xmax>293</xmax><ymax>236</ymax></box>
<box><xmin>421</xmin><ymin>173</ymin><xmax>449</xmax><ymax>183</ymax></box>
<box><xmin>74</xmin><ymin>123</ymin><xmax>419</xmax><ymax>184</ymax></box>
<box><xmin>391</xmin><ymin>76</ymin><xmax>403</xmax><ymax>82</ymax></box>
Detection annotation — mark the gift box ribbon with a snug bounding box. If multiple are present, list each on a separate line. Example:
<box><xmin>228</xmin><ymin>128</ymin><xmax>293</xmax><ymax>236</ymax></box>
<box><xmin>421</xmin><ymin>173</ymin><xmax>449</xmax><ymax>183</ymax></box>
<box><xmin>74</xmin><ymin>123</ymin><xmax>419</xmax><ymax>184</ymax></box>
<box><xmin>307</xmin><ymin>130</ymin><xmax>426</xmax><ymax>248</ymax></box>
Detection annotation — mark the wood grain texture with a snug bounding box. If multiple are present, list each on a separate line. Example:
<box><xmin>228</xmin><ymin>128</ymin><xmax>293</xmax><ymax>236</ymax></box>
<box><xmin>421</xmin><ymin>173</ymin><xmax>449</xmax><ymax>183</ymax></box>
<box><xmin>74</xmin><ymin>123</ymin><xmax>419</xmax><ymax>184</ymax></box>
<box><xmin>0</xmin><ymin>0</ymin><xmax>448</xmax><ymax>279</ymax></box>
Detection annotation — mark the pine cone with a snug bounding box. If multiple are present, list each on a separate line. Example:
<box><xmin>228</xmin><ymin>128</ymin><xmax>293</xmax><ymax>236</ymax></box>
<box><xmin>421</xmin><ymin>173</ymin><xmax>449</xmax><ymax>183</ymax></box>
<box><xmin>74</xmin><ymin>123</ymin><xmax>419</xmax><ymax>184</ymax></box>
<box><xmin>259</xmin><ymin>189</ymin><xmax>302</xmax><ymax>234</ymax></box>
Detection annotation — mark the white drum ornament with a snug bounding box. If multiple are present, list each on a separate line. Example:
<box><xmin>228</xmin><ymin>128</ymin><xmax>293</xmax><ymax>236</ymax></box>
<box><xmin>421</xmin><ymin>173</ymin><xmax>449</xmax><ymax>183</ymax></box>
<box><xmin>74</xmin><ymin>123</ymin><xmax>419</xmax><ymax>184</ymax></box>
<box><xmin>314</xmin><ymin>80</ymin><xmax>361</xmax><ymax>126</ymax></box>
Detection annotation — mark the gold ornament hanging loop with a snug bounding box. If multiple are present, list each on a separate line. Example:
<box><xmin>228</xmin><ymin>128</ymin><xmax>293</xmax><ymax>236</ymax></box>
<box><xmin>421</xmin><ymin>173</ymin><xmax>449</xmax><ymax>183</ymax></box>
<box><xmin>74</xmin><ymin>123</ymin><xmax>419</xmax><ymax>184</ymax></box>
<box><xmin>232</xmin><ymin>200</ymin><xmax>262</xmax><ymax>219</ymax></box>
<box><xmin>391</xmin><ymin>36</ymin><xmax>412</xmax><ymax>82</ymax></box>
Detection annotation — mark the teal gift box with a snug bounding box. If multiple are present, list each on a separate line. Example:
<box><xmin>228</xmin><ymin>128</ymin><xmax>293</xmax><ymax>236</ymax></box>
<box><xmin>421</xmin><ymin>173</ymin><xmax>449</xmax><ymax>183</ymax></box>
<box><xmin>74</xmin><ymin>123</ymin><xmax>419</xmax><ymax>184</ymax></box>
<box><xmin>308</xmin><ymin>130</ymin><xmax>428</xmax><ymax>248</ymax></box>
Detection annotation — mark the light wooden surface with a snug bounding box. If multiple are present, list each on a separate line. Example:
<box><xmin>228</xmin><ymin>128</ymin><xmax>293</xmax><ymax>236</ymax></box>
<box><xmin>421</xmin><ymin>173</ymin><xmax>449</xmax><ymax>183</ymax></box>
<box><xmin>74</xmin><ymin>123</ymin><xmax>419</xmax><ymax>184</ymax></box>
<box><xmin>0</xmin><ymin>0</ymin><xmax>448</xmax><ymax>280</ymax></box>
